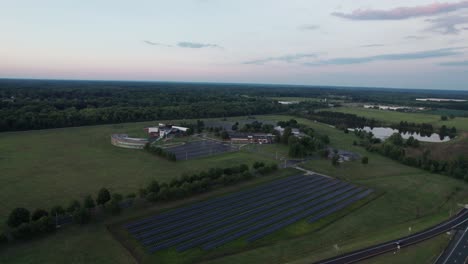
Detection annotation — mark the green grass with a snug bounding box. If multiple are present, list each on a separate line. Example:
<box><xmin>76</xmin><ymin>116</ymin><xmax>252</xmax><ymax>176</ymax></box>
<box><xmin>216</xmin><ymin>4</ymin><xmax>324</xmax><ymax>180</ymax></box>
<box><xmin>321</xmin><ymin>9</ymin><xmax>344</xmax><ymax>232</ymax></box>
<box><xmin>0</xmin><ymin>224</ymin><xmax>136</xmax><ymax>264</ymax></box>
<box><xmin>1</xmin><ymin>114</ymin><xmax>467</xmax><ymax>264</ymax></box>
<box><xmin>0</xmin><ymin>121</ymin><xmax>274</xmax><ymax>222</ymax></box>
<box><xmin>327</xmin><ymin>106</ymin><xmax>468</xmax><ymax>131</ymax></box>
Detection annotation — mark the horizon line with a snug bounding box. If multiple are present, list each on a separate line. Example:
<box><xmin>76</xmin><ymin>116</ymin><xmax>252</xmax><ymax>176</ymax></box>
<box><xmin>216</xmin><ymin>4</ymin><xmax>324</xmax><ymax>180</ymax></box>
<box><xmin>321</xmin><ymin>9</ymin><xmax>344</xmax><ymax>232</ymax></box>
<box><xmin>1</xmin><ymin>77</ymin><xmax>467</xmax><ymax>92</ymax></box>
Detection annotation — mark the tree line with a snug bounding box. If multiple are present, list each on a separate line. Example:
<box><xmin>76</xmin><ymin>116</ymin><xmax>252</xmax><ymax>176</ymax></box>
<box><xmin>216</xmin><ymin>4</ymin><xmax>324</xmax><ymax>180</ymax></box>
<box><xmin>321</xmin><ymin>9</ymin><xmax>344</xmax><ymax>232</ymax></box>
<box><xmin>356</xmin><ymin>132</ymin><xmax>468</xmax><ymax>182</ymax></box>
<box><xmin>0</xmin><ymin>162</ymin><xmax>278</xmax><ymax>246</ymax></box>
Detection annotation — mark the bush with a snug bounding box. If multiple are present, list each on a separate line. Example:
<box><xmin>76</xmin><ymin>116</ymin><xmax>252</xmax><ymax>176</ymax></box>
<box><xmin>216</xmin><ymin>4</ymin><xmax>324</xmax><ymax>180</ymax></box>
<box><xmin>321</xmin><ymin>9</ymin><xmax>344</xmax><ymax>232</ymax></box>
<box><xmin>31</xmin><ymin>209</ymin><xmax>49</xmax><ymax>221</ymax></box>
<box><xmin>7</xmin><ymin>208</ymin><xmax>30</xmax><ymax>228</ymax></box>
<box><xmin>0</xmin><ymin>232</ymin><xmax>8</xmax><ymax>245</ymax></box>
<box><xmin>50</xmin><ymin>205</ymin><xmax>65</xmax><ymax>216</ymax></box>
<box><xmin>138</xmin><ymin>188</ymin><xmax>148</xmax><ymax>198</ymax></box>
<box><xmin>31</xmin><ymin>216</ymin><xmax>55</xmax><ymax>234</ymax></box>
<box><xmin>97</xmin><ymin>188</ymin><xmax>111</xmax><ymax>206</ymax></box>
<box><xmin>253</xmin><ymin>161</ymin><xmax>265</xmax><ymax>169</ymax></box>
<box><xmin>112</xmin><ymin>193</ymin><xmax>123</xmax><ymax>202</ymax></box>
<box><xmin>361</xmin><ymin>156</ymin><xmax>369</xmax><ymax>164</ymax></box>
<box><xmin>73</xmin><ymin>208</ymin><xmax>90</xmax><ymax>225</ymax></box>
<box><xmin>66</xmin><ymin>200</ymin><xmax>81</xmax><ymax>213</ymax></box>
<box><xmin>331</xmin><ymin>154</ymin><xmax>340</xmax><ymax>166</ymax></box>
<box><xmin>11</xmin><ymin>223</ymin><xmax>32</xmax><ymax>240</ymax></box>
<box><xmin>147</xmin><ymin>180</ymin><xmax>160</xmax><ymax>194</ymax></box>
<box><xmin>126</xmin><ymin>193</ymin><xmax>136</xmax><ymax>199</ymax></box>
<box><xmin>146</xmin><ymin>192</ymin><xmax>159</xmax><ymax>202</ymax></box>
<box><xmin>108</xmin><ymin>199</ymin><xmax>121</xmax><ymax>215</ymax></box>
<box><xmin>84</xmin><ymin>195</ymin><xmax>96</xmax><ymax>209</ymax></box>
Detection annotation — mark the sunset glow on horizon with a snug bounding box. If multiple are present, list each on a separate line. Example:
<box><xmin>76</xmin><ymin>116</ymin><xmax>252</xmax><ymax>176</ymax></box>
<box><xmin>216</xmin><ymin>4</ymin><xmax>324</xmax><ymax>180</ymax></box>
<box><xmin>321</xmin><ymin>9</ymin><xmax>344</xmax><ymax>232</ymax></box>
<box><xmin>2</xmin><ymin>0</ymin><xmax>468</xmax><ymax>89</ymax></box>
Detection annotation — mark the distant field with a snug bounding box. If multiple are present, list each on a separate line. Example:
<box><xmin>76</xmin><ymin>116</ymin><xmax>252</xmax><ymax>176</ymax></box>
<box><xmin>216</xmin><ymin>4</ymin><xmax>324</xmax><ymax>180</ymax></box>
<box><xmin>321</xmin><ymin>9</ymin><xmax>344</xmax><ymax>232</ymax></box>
<box><xmin>268</xmin><ymin>97</ymin><xmax>321</xmax><ymax>102</ymax></box>
<box><xmin>327</xmin><ymin>106</ymin><xmax>468</xmax><ymax>131</ymax></box>
<box><xmin>0</xmin><ymin>120</ymin><xmax>274</xmax><ymax>222</ymax></box>
<box><xmin>1</xmin><ymin>115</ymin><xmax>467</xmax><ymax>264</ymax></box>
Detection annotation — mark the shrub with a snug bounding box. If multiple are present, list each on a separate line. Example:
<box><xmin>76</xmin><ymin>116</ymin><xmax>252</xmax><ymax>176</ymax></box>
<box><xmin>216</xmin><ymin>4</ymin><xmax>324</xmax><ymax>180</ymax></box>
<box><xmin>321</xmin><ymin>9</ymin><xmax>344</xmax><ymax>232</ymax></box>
<box><xmin>50</xmin><ymin>205</ymin><xmax>65</xmax><ymax>216</ymax></box>
<box><xmin>147</xmin><ymin>180</ymin><xmax>160</xmax><ymax>194</ymax></box>
<box><xmin>7</xmin><ymin>208</ymin><xmax>30</xmax><ymax>228</ymax></box>
<box><xmin>83</xmin><ymin>195</ymin><xmax>96</xmax><ymax>209</ymax></box>
<box><xmin>331</xmin><ymin>154</ymin><xmax>340</xmax><ymax>166</ymax></box>
<box><xmin>31</xmin><ymin>209</ymin><xmax>49</xmax><ymax>221</ymax></box>
<box><xmin>361</xmin><ymin>156</ymin><xmax>369</xmax><ymax>164</ymax></box>
<box><xmin>146</xmin><ymin>192</ymin><xmax>159</xmax><ymax>202</ymax></box>
<box><xmin>97</xmin><ymin>188</ymin><xmax>111</xmax><ymax>206</ymax></box>
<box><xmin>66</xmin><ymin>200</ymin><xmax>81</xmax><ymax>213</ymax></box>
<box><xmin>73</xmin><ymin>208</ymin><xmax>90</xmax><ymax>225</ymax></box>
<box><xmin>31</xmin><ymin>216</ymin><xmax>55</xmax><ymax>234</ymax></box>
<box><xmin>112</xmin><ymin>193</ymin><xmax>123</xmax><ymax>202</ymax></box>
<box><xmin>138</xmin><ymin>188</ymin><xmax>148</xmax><ymax>198</ymax></box>
<box><xmin>253</xmin><ymin>161</ymin><xmax>265</xmax><ymax>169</ymax></box>
<box><xmin>11</xmin><ymin>223</ymin><xmax>32</xmax><ymax>240</ymax></box>
<box><xmin>0</xmin><ymin>232</ymin><xmax>8</xmax><ymax>245</ymax></box>
<box><xmin>108</xmin><ymin>199</ymin><xmax>121</xmax><ymax>215</ymax></box>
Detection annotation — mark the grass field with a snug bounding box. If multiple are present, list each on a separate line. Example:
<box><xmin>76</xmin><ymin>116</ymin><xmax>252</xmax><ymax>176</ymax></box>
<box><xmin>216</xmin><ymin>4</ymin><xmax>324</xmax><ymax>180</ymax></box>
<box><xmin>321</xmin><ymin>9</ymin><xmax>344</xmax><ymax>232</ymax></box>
<box><xmin>1</xmin><ymin>114</ymin><xmax>467</xmax><ymax>264</ymax></box>
<box><xmin>327</xmin><ymin>106</ymin><xmax>468</xmax><ymax>131</ymax></box>
<box><xmin>0</xmin><ymin>224</ymin><xmax>136</xmax><ymax>264</ymax></box>
<box><xmin>0</xmin><ymin>121</ymin><xmax>274</xmax><ymax>222</ymax></box>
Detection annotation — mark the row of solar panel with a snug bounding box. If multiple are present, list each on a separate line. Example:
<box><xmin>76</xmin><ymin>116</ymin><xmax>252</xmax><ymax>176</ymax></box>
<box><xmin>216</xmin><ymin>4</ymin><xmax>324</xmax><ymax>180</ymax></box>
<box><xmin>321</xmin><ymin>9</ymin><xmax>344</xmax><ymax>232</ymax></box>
<box><xmin>135</xmin><ymin>176</ymin><xmax>330</xmax><ymax>239</ymax></box>
<box><xmin>144</xmin><ymin>179</ymin><xmax>342</xmax><ymax>250</ymax></box>
<box><xmin>125</xmin><ymin>174</ymin><xmax>372</xmax><ymax>253</ymax></box>
<box><xmin>126</xmin><ymin>174</ymin><xmax>315</xmax><ymax>231</ymax></box>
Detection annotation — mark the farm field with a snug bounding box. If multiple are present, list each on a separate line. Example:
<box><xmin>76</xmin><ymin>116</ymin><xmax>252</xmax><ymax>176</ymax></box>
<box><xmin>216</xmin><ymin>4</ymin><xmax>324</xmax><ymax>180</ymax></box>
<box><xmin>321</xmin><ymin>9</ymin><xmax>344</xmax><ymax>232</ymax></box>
<box><xmin>1</xmin><ymin>114</ymin><xmax>468</xmax><ymax>264</ymax></box>
<box><xmin>327</xmin><ymin>106</ymin><xmax>468</xmax><ymax>131</ymax></box>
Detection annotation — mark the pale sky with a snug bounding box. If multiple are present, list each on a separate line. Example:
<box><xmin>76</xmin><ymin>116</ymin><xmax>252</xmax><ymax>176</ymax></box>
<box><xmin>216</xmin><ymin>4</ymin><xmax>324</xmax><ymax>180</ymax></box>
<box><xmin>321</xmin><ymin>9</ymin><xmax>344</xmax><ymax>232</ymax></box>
<box><xmin>1</xmin><ymin>0</ymin><xmax>468</xmax><ymax>89</ymax></box>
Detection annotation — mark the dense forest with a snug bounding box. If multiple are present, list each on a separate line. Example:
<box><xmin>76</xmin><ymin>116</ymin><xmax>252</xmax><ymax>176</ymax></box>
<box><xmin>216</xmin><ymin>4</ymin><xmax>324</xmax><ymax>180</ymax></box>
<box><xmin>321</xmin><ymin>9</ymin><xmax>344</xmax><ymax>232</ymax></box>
<box><xmin>1</xmin><ymin>79</ymin><xmax>467</xmax><ymax>131</ymax></box>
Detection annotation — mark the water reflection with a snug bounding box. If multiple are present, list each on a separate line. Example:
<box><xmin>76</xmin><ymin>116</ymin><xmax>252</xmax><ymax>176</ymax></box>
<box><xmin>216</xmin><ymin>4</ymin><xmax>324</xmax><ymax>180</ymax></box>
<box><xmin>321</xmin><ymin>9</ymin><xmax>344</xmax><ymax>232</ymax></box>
<box><xmin>353</xmin><ymin>127</ymin><xmax>451</xmax><ymax>142</ymax></box>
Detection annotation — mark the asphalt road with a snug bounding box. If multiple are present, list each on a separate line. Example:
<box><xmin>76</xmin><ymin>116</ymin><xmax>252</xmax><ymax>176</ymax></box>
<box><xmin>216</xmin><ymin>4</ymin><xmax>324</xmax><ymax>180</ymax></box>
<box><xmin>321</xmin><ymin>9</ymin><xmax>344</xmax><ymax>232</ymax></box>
<box><xmin>314</xmin><ymin>208</ymin><xmax>468</xmax><ymax>264</ymax></box>
<box><xmin>438</xmin><ymin>225</ymin><xmax>468</xmax><ymax>264</ymax></box>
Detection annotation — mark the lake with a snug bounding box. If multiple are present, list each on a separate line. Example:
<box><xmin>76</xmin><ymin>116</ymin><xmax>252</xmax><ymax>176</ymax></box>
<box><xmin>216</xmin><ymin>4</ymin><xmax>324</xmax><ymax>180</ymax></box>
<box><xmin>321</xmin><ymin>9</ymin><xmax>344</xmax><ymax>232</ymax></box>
<box><xmin>351</xmin><ymin>126</ymin><xmax>451</xmax><ymax>143</ymax></box>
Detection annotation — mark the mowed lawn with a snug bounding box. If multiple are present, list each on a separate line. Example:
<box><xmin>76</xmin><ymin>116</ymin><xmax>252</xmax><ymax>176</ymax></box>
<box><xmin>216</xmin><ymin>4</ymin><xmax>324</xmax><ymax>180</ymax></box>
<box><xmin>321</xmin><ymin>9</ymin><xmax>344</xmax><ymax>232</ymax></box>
<box><xmin>0</xmin><ymin>121</ymin><xmax>273</xmax><ymax>222</ymax></box>
<box><xmin>327</xmin><ymin>106</ymin><xmax>468</xmax><ymax>131</ymax></box>
<box><xmin>0</xmin><ymin>223</ymin><xmax>136</xmax><ymax>264</ymax></box>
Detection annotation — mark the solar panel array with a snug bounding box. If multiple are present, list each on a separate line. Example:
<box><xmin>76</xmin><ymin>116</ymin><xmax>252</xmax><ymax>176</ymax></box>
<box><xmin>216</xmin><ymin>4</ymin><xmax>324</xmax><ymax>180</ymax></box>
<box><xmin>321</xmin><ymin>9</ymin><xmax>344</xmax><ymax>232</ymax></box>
<box><xmin>125</xmin><ymin>174</ymin><xmax>373</xmax><ymax>253</ymax></box>
<box><xmin>165</xmin><ymin>140</ymin><xmax>237</xmax><ymax>160</ymax></box>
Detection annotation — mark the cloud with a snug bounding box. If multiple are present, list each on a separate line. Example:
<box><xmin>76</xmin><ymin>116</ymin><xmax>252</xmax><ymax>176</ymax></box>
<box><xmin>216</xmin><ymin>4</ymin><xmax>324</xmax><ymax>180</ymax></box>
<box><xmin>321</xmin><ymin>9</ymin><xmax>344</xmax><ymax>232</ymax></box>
<box><xmin>298</xmin><ymin>24</ymin><xmax>320</xmax><ymax>31</ymax></box>
<box><xmin>332</xmin><ymin>1</ymin><xmax>468</xmax><ymax>20</ymax></box>
<box><xmin>244</xmin><ymin>53</ymin><xmax>319</xmax><ymax>65</ymax></box>
<box><xmin>143</xmin><ymin>40</ymin><xmax>172</xmax><ymax>47</ymax></box>
<box><xmin>177</xmin><ymin>42</ymin><xmax>221</xmax><ymax>49</ymax></box>
<box><xmin>360</xmin><ymin>44</ymin><xmax>385</xmax><ymax>48</ymax></box>
<box><xmin>426</xmin><ymin>15</ymin><xmax>468</xmax><ymax>34</ymax></box>
<box><xmin>405</xmin><ymin>35</ymin><xmax>427</xmax><ymax>40</ymax></box>
<box><xmin>439</xmin><ymin>60</ymin><xmax>468</xmax><ymax>66</ymax></box>
<box><xmin>304</xmin><ymin>47</ymin><xmax>465</xmax><ymax>66</ymax></box>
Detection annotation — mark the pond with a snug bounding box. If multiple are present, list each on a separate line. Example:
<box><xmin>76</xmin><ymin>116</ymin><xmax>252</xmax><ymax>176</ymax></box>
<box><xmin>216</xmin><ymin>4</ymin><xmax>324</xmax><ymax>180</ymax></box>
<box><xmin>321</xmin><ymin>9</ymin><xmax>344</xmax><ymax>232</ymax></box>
<box><xmin>351</xmin><ymin>126</ymin><xmax>451</xmax><ymax>143</ymax></box>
